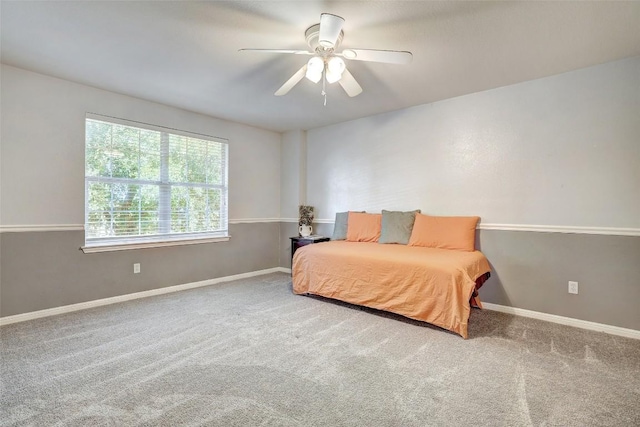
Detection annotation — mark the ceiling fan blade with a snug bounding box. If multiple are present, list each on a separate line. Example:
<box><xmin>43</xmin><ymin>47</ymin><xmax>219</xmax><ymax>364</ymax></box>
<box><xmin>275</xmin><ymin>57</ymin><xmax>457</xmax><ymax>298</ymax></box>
<box><xmin>239</xmin><ymin>48</ymin><xmax>312</xmax><ymax>55</ymax></box>
<box><xmin>275</xmin><ymin>65</ymin><xmax>307</xmax><ymax>96</ymax></box>
<box><xmin>338</xmin><ymin>68</ymin><xmax>363</xmax><ymax>97</ymax></box>
<box><xmin>319</xmin><ymin>13</ymin><xmax>345</xmax><ymax>48</ymax></box>
<box><xmin>340</xmin><ymin>48</ymin><xmax>413</xmax><ymax>64</ymax></box>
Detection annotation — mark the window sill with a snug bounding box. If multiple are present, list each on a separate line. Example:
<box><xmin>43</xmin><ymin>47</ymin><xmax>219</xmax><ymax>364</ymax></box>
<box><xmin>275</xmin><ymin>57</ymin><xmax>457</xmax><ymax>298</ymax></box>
<box><xmin>81</xmin><ymin>236</ymin><xmax>230</xmax><ymax>253</ymax></box>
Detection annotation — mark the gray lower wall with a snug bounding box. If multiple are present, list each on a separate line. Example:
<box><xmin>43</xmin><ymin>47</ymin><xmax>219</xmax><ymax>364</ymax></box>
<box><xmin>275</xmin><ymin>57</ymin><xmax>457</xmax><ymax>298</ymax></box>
<box><xmin>477</xmin><ymin>229</ymin><xmax>640</xmax><ymax>331</ymax></box>
<box><xmin>3</xmin><ymin>221</ymin><xmax>639</xmax><ymax>332</ymax></box>
<box><xmin>279</xmin><ymin>222</ymin><xmax>301</xmax><ymax>269</ymax></box>
<box><xmin>0</xmin><ymin>222</ymin><xmax>279</xmax><ymax>317</ymax></box>
<box><xmin>288</xmin><ymin>222</ymin><xmax>640</xmax><ymax>331</ymax></box>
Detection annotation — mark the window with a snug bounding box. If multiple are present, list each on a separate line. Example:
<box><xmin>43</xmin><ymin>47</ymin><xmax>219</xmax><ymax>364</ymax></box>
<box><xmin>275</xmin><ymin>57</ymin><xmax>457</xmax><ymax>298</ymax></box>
<box><xmin>83</xmin><ymin>114</ymin><xmax>228</xmax><ymax>252</ymax></box>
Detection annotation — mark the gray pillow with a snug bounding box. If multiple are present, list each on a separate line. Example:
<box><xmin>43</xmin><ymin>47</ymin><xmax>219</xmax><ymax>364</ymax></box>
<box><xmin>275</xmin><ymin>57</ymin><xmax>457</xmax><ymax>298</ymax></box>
<box><xmin>331</xmin><ymin>212</ymin><xmax>349</xmax><ymax>240</ymax></box>
<box><xmin>331</xmin><ymin>211</ymin><xmax>364</xmax><ymax>240</ymax></box>
<box><xmin>379</xmin><ymin>210</ymin><xmax>421</xmax><ymax>245</ymax></box>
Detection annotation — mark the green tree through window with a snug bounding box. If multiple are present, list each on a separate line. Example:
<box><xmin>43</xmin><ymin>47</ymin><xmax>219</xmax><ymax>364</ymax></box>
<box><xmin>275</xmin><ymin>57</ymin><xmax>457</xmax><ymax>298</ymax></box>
<box><xmin>85</xmin><ymin>115</ymin><xmax>228</xmax><ymax>247</ymax></box>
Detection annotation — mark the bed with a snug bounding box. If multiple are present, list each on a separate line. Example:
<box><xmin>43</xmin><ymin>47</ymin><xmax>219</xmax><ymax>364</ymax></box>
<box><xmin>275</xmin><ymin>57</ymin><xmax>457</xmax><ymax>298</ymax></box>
<box><xmin>292</xmin><ymin>240</ymin><xmax>491</xmax><ymax>338</ymax></box>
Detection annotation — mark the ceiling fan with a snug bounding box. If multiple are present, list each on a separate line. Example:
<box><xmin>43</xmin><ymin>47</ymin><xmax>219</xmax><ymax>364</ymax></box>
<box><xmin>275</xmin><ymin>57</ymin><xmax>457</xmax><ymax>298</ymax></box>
<box><xmin>239</xmin><ymin>13</ymin><xmax>412</xmax><ymax>101</ymax></box>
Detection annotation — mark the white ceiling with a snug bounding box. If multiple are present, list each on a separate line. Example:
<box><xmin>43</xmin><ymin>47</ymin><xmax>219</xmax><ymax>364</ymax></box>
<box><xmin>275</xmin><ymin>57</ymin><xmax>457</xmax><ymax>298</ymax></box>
<box><xmin>2</xmin><ymin>1</ymin><xmax>640</xmax><ymax>133</ymax></box>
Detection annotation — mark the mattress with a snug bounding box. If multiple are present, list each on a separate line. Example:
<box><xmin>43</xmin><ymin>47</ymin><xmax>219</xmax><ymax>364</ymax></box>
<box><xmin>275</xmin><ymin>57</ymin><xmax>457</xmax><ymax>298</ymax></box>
<box><xmin>292</xmin><ymin>241</ymin><xmax>491</xmax><ymax>338</ymax></box>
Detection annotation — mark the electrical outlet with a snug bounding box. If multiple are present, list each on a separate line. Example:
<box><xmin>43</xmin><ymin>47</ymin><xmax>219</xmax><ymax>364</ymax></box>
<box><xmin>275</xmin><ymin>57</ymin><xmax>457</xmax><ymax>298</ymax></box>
<box><xmin>568</xmin><ymin>281</ymin><xmax>578</xmax><ymax>295</ymax></box>
<box><xmin>134</xmin><ymin>263</ymin><xmax>141</xmax><ymax>274</ymax></box>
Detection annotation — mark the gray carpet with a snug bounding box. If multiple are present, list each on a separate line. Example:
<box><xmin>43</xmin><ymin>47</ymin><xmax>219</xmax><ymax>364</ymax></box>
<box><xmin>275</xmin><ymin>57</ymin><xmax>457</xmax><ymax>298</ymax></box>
<box><xmin>1</xmin><ymin>273</ymin><xmax>639</xmax><ymax>426</ymax></box>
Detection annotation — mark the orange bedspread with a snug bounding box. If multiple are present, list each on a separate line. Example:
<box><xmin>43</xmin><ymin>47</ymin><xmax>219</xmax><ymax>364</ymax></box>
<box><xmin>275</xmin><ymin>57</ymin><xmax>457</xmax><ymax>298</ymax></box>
<box><xmin>292</xmin><ymin>241</ymin><xmax>491</xmax><ymax>338</ymax></box>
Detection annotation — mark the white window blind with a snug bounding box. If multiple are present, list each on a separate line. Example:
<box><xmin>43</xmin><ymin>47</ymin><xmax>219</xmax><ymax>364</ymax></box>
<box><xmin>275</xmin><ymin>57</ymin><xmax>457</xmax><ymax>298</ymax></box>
<box><xmin>84</xmin><ymin>113</ymin><xmax>228</xmax><ymax>249</ymax></box>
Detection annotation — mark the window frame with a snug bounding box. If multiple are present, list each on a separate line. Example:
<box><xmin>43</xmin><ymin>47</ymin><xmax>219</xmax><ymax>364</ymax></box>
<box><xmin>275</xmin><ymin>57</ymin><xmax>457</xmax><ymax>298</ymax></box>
<box><xmin>82</xmin><ymin>113</ymin><xmax>229</xmax><ymax>253</ymax></box>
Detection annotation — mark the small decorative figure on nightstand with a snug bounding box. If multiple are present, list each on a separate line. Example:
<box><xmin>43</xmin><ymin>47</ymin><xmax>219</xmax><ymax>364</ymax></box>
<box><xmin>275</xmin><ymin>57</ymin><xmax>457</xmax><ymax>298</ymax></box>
<box><xmin>298</xmin><ymin>205</ymin><xmax>314</xmax><ymax>237</ymax></box>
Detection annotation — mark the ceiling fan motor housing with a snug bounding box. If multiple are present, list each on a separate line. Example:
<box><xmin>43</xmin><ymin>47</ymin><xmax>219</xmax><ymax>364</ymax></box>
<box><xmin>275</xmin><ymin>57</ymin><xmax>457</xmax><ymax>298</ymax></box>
<box><xmin>305</xmin><ymin>24</ymin><xmax>343</xmax><ymax>52</ymax></box>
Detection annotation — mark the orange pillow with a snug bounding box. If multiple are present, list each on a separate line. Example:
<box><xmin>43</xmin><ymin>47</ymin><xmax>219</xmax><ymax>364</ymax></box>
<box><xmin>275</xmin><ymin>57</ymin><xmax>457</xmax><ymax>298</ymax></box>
<box><xmin>346</xmin><ymin>212</ymin><xmax>382</xmax><ymax>242</ymax></box>
<box><xmin>408</xmin><ymin>214</ymin><xmax>479</xmax><ymax>251</ymax></box>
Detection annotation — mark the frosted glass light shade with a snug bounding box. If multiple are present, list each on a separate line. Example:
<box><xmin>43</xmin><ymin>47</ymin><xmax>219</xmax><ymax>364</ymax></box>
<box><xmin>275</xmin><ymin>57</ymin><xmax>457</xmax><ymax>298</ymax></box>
<box><xmin>305</xmin><ymin>69</ymin><xmax>322</xmax><ymax>83</ymax></box>
<box><xmin>327</xmin><ymin>57</ymin><xmax>345</xmax><ymax>74</ymax></box>
<box><xmin>325</xmin><ymin>70</ymin><xmax>341</xmax><ymax>84</ymax></box>
<box><xmin>307</xmin><ymin>57</ymin><xmax>324</xmax><ymax>72</ymax></box>
<box><xmin>326</xmin><ymin>57</ymin><xmax>345</xmax><ymax>83</ymax></box>
<box><xmin>305</xmin><ymin>57</ymin><xmax>324</xmax><ymax>83</ymax></box>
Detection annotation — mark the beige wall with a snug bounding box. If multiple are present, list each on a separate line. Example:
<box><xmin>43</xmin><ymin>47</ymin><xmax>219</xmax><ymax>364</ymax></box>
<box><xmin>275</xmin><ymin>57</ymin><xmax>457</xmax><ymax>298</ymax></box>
<box><xmin>306</xmin><ymin>57</ymin><xmax>640</xmax><ymax>227</ymax></box>
<box><xmin>0</xmin><ymin>64</ymin><xmax>282</xmax><ymax>226</ymax></box>
<box><xmin>280</xmin><ymin>130</ymin><xmax>306</xmax><ymax>220</ymax></box>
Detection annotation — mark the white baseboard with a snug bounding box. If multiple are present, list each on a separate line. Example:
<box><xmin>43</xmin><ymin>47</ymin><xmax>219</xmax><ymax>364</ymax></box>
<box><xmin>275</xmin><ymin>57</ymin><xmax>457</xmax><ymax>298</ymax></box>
<box><xmin>482</xmin><ymin>302</ymin><xmax>640</xmax><ymax>340</ymax></box>
<box><xmin>0</xmin><ymin>267</ymin><xmax>291</xmax><ymax>326</ymax></box>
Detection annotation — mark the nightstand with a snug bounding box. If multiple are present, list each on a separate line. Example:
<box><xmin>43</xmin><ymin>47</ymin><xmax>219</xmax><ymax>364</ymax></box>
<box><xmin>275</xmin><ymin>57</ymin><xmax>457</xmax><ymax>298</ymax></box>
<box><xmin>290</xmin><ymin>236</ymin><xmax>330</xmax><ymax>265</ymax></box>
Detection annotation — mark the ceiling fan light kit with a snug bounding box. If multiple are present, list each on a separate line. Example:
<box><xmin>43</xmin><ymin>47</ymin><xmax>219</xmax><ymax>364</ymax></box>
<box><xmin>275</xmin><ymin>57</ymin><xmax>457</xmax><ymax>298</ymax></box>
<box><xmin>240</xmin><ymin>13</ymin><xmax>413</xmax><ymax>101</ymax></box>
<box><xmin>304</xmin><ymin>56</ymin><xmax>346</xmax><ymax>85</ymax></box>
